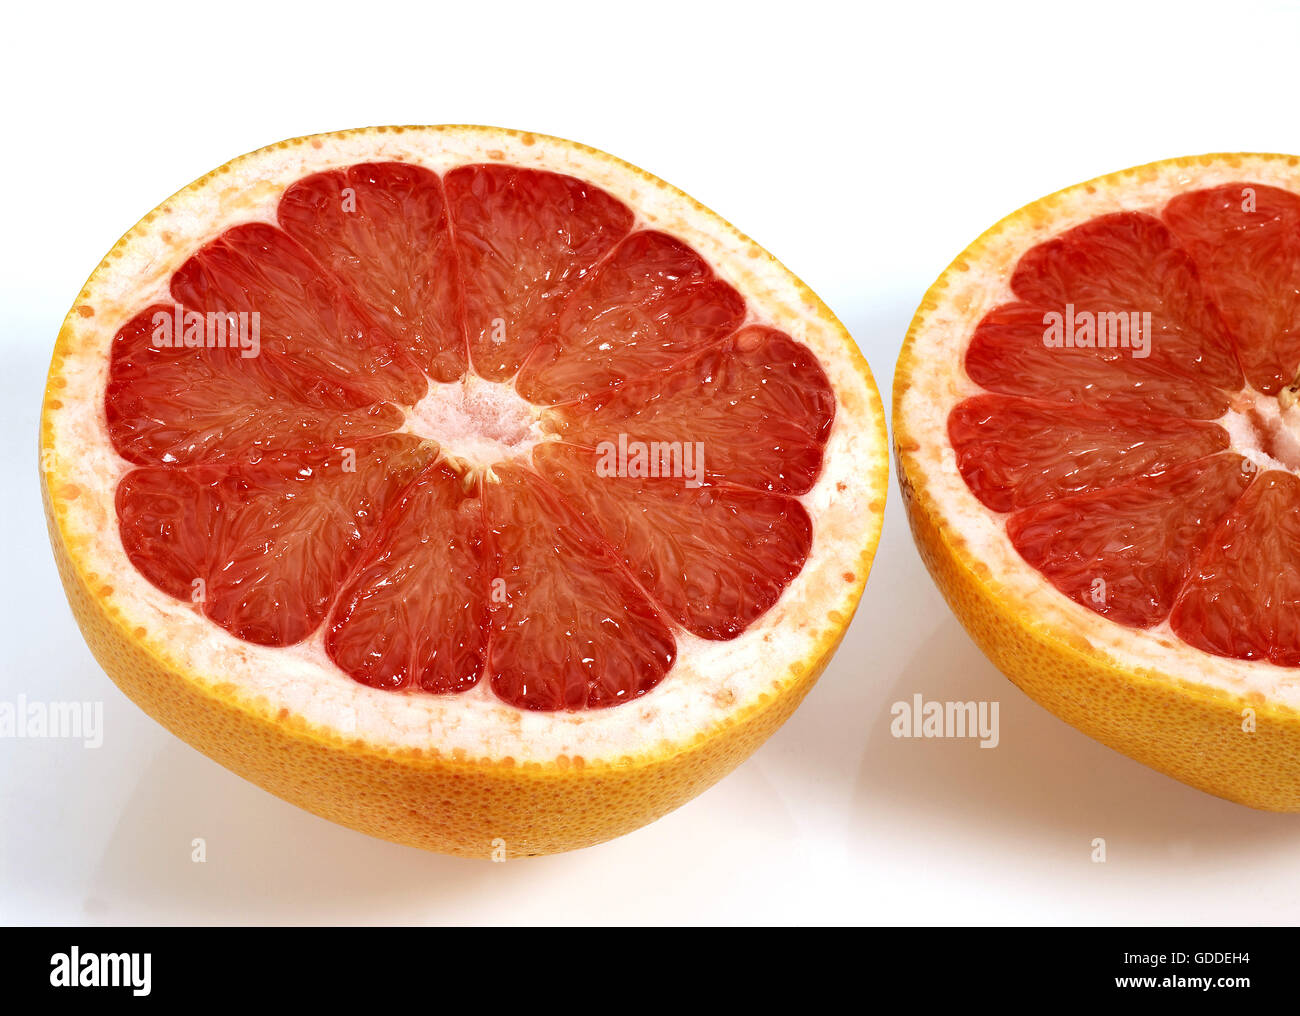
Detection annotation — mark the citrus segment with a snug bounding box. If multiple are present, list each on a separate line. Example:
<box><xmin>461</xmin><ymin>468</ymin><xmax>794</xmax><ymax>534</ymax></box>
<box><xmin>325</xmin><ymin>459</ymin><xmax>488</xmax><ymax>693</ymax></box>
<box><xmin>278</xmin><ymin>162</ymin><xmax>467</xmax><ymax>383</ymax></box>
<box><xmin>169</xmin><ymin>222</ymin><xmax>426</xmax><ymax>405</ymax></box>
<box><xmin>948</xmin><ymin>395</ymin><xmax>1230</xmax><ymax>513</ymax></box>
<box><xmin>1162</xmin><ymin>183</ymin><xmax>1300</xmax><ymax>395</ymax></box>
<box><xmin>482</xmin><ymin>463</ymin><xmax>677</xmax><ymax>711</ymax></box>
<box><xmin>1171</xmin><ymin>470</ymin><xmax>1300</xmax><ymax>665</ymax></box>
<box><xmin>964</xmin><ymin>302</ymin><xmax>1233</xmax><ymax>418</ymax></box>
<box><xmin>1005</xmin><ymin>453</ymin><xmax>1252</xmax><ymax>628</ymax></box>
<box><xmin>1009</xmin><ymin>212</ymin><xmax>1241</xmax><ymax>392</ymax></box>
<box><xmin>444</xmin><ymin>165</ymin><xmax>635</xmax><ymax>381</ymax></box>
<box><xmin>551</xmin><ymin>325</ymin><xmax>835</xmax><ymax>495</ymax></box>
<box><xmin>533</xmin><ymin>443</ymin><xmax>813</xmax><ymax>639</ymax></box>
<box><xmin>515</xmin><ymin>230</ymin><xmax>747</xmax><ymax>404</ymax></box>
<box><xmin>116</xmin><ymin>435</ymin><xmax>431</xmax><ymax>646</ymax></box>
<box><xmin>106</xmin><ymin>303</ymin><xmax>405</xmax><ymax>466</ymax></box>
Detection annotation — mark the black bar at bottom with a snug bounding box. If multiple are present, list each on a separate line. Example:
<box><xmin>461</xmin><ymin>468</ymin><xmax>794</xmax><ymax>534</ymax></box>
<box><xmin>0</xmin><ymin>925</ymin><xmax>1282</xmax><ymax>1003</ymax></box>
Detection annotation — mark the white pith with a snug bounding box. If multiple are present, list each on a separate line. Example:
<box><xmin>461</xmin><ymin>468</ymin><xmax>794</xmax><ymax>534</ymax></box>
<box><xmin>898</xmin><ymin>154</ymin><xmax>1300</xmax><ymax>710</ymax></box>
<box><xmin>1219</xmin><ymin>389</ymin><xmax>1300</xmax><ymax>474</ymax></box>
<box><xmin>400</xmin><ymin>375</ymin><xmax>552</xmax><ymax>470</ymax></box>
<box><xmin>44</xmin><ymin>126</ymin><xmax>888</xmax><ymax>763</ymax></box>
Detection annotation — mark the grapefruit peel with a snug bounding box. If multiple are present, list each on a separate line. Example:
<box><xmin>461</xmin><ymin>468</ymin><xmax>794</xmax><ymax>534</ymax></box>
<box><xmin>42</xmin><ymin>126</ymin><xmax>888</xmax><ymax>855</ymax></box>
<box><xmin>895</xmin><ymin>153</ymin><xmax>1300</xmax><ymax>811</ymax></box>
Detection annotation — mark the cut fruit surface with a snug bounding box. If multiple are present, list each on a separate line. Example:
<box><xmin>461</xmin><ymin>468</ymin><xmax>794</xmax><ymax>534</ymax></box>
<box><xmin>481</xmin><ymin>461</ymin><xmax>678</xmax><ymax>711</ymax></box>
<box><xmin>43</xmin><ymin>126</ymin><xmax>888</xmax><ymax>855</ymax></box>
<box><xmin>1171</xmin><ymin>470</ymin><xmax>1300</xmax><ymax>666</ymax></box>
<box><xmin>118</xmin><ymin>435</ymin><xmax>432</xmax><ymax>646</ymax></box>
<box><xmin>445</xmin><ymin>164</ymin><xmax>636</xmax><ymax>382</ymax></box>
<box><xmin>895</xmin><ymin>153</ymin><xmax>1300</xmax><ymax>811</ymax></box>
<box><xmin>103</xmin><ymin>144</ymin><xmax>838</xmax><ymax>714</ymax></box>
<box><xmin>533</xmin><ymin>442</ymin><xmax>814</xmax><ymax>640</ymax></box>
<box><xmin>551</xmin><ymin>325</ymin><xmax>836</xmax><ymax>495</ymax></box>
<box><xmin>279</xmin><ymin>162</ymin><xmax>466</xmax><ymax>383</ymax></box>
<box><xmin>1004</xmin><ymin>453</ymin><xmax>1252</xmax><ymax>629</ymax></box>
<box><xmin>515</xmin><ymin>229</ymin><xmax>749</xmax><ymax>404</ymax></box>
<box><xmin>324</xmin><ymin>460</ymin><xmax>488</xmax><ymax>694</ymax></box>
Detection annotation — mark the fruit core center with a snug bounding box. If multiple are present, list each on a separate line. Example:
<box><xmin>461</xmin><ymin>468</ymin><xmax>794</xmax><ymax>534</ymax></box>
<box><xmin>1222</xmin><ymin>388</ymin><xmax>1300</xmax><ymax>474</ymax></box>
<box><xmin>402</xmin><ymin>375</ymin><xmax>547</xmax><ymax>467</ymax></box>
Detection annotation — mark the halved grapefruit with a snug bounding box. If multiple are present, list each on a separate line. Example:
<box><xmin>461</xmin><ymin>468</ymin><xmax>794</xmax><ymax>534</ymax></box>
<box><xmin>895</xmin><ymin>154</ymin><xmax>1300</xmax><ymax>810</ymax></box>
<box><xmin>41</xmin><ymin>126</ymin><xmax>888</xmax><ymax>856</ymax></box>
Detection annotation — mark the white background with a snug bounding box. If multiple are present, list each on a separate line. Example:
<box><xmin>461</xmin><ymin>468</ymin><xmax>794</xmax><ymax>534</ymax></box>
<box><xmin>3</xmin><ymin>0</ymin><xmax>1299</xmax><ymax>926</ymax></box>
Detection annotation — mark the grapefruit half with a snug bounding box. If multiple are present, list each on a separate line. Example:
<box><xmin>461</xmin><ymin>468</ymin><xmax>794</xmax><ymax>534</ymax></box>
<box><xmin>895</xmin><ymin>153</ymin><xmax>1300</xmax><ymax>811</ymax></box>
<box><xmin>41</xmin><ymin>126</ymin><xmax>888</xmax><ymax>856</ymax></box>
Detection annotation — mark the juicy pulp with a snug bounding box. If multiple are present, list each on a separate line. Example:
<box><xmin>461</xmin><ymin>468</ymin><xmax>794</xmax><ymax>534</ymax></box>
<box><xmin>107</xmin><ymin>161</ymin><xmax>837</xmax><ymax>711</ymax></box>
<box><xmin>953</xmin><ymin>183</ymin><xmax>1300</xmax><ymax>665</ymax></box>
